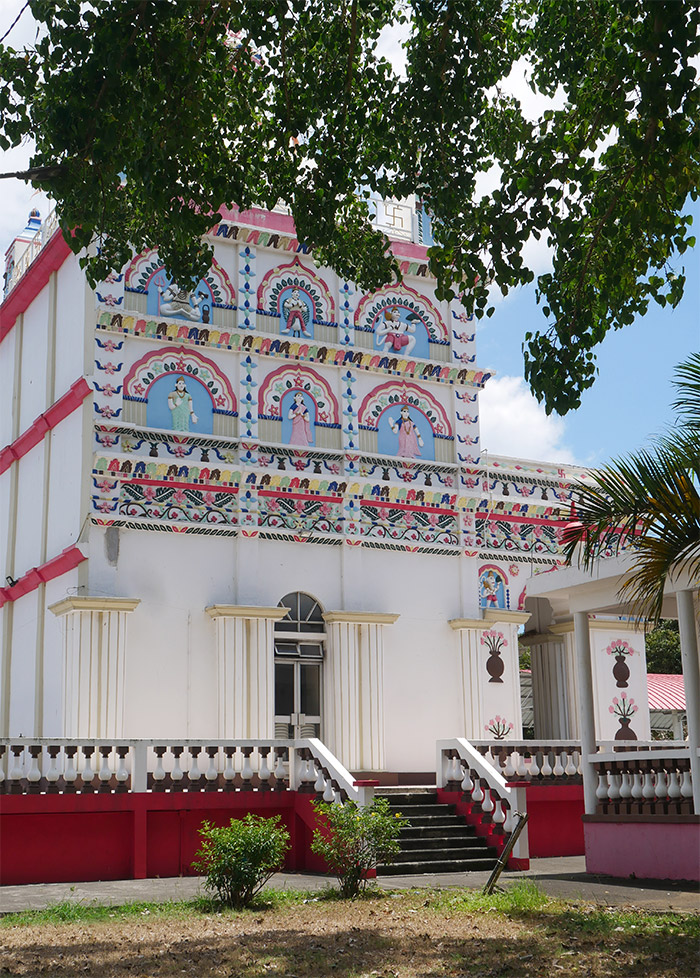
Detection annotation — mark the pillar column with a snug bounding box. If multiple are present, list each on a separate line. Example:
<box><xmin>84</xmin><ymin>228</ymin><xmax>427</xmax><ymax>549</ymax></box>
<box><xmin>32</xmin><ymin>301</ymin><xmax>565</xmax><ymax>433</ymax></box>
<box><xmin>206</xmin><ymin>605</ymin><xmax>288</xmax><ymax>739</ymax></box>
<box><xmin>49</xmin><ymin>597</ymin><xmax>140</xmax><ymax>738</ymax></box>
<box><xmin>573</xmin><ymin>611</ymin><xmax>598</xmax><ymax>815</ymax></box>
<box><xmin>676</xmin><ymin>588</ymin><xmax>700</xmax><ymax>812</ymax></box>
<box><xmin>322</xmin><ymin>611</ymin><xmax>399</xmax><ymax>772</ymax></box>
<box><xmin>450</xmin><ymin>609</ymin><xmax>530</xmax><ymax>740</ymax></box>
<box><xmin>529</xmin><ymin>624</ymin><xmax>580</xmax><ymax>739</ymax></box>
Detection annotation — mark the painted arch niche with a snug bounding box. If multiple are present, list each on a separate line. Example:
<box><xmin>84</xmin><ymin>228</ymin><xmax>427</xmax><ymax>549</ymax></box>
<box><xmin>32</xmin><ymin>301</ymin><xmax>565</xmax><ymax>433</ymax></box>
<box><xmin>258</xmin><ymin>365</ymin><xmax>342</xmax><ymax>450</ymax></box>
<box><xmin>358</xmin><ymin>382</ymin><xmax>453</xmax><ymax>463</ymax></box>
<box><xmin>478</xmin><ymin>564</ymin><xmax>510</xmax><ymax>611</ymax></box>
<box><xmin>355</xmin><ymin>283</ymin><xmax>448</xmax><ymax>360</ymax></box>
<box><xmin>123</xmin><ymin>347</ymin><xmax>237</xmax><ymax>436</ymax></box>
<box><xmin>257</xmin><ymin>257</ymin><xmax>336</xmax><ymax>341</ymax></box>
<box><xmin>124</xmin><ymin>249</ymin><xmax>236</xmax><ymax>325</ymax></box>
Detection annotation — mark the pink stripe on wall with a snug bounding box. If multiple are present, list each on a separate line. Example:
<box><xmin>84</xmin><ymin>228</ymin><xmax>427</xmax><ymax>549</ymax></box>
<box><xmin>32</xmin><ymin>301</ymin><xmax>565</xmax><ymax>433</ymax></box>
<box><xmin>0</xmin><ymin>378</ymin><xmax>91</xmax><ymax>475</ymax></box>
<box><xmin>0</xmin><ymin>545</ymin><xmax>87</xmax><ymax>608</ymax></box>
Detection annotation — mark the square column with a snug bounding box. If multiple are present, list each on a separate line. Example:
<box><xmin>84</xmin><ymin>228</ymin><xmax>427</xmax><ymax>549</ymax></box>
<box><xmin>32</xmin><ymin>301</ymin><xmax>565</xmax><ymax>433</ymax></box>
<box><xmin>322</xmin><ymin>611</ymin><xmax>399</xmax><ymax>772</ymax></box>
<box><xmin>450</xmin><ymin>609</ymin><xmax>530</xmax><ymax>740</ymax></box>
<box><xmin>49</xmin><ymin>597</ymin><xmax>140</xmax><ymax>738</ymax></box>
<box><xmin>526</xmin><ymin>628</ymin><xmax>580</xmax><ymax>739</ymax></box>
<box><xmin>206</xmin><ymin>605</ymin><xmax>289</xmax><ymax>739</ymax></box>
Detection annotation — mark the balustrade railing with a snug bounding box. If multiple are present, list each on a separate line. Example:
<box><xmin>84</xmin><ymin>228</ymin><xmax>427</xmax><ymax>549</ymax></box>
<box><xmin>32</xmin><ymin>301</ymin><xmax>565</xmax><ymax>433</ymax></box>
<box><xmin>0</xmin><ymin>738</ymin><xmax>367</xmax><ymax>805</ymax></box>
<box><xmin>437</xmin><ymin>738</ymin><xmax>528</xmax><ymax>861</ymax></box>
<box><xmin>471</xmin><ymin>740</ymin><xmax>583</xmax><ymax>783</ymax></box>
<box><xmin>591</xmin><ymin>746</ymin><xmax>695</xmax><ymax>817</ymax></box>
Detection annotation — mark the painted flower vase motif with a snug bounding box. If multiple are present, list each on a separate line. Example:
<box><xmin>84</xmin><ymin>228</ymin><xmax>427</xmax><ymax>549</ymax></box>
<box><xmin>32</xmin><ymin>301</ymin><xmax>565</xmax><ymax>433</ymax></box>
<box><xmin>614</xmin><ymin>717</ymin><xmax>637</xmax><ymax>741</ymax></box>
<box><xmin>609</xmin><ymin>693</ymin><xmax>638</xmax><ymax>741</ymax></box>
<box><xmin>605</xmin><ymin>638</ymin><xmax>636</xmax><ymax>689</ymax></box>
<box><xmin>481</xmin><ymin>630</ymin><xmax>507</xmax><ymax>684</ymax></box>
<box><xmin>612</xmin><ymin>652</ymin><xmax>630</xmax><ymax>689</ymax></box>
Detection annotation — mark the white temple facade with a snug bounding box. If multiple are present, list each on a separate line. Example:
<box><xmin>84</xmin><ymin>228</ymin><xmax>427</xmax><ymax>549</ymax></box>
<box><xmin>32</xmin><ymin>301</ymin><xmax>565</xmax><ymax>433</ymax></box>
<box><xmin>1</xmin><ymin>202</ymin><xmax>656</xmax><ymax>779</ymax></box>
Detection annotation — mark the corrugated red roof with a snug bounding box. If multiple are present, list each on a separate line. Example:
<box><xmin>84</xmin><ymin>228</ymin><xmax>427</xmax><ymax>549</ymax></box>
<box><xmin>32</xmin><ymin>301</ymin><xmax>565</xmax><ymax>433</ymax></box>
<box><xmin>647</xmin><ymin>674</ymin><xmax>686</xmax><ymax>712</ymax></box>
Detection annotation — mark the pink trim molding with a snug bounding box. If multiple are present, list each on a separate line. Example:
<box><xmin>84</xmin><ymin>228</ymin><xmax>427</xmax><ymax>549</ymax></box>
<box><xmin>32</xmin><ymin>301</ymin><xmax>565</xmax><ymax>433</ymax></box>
<box><xmin>0</xmin><ymin>231</ymin><xmax>72</xmax><ymax>343</ymax></box>
<box><xmin>0</xmin><ymin>545</ymin><xmax>87</xmax><ymax>608</ymax></box>
<box><xmin>0</xmin><ymin>378</ymin><xmax>91</xmax><ymax>474</ymax></box>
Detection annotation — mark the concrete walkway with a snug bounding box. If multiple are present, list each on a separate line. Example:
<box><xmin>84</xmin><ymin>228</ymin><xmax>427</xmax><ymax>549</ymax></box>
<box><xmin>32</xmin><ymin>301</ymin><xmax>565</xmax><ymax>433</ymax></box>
<box><xmin>1</xmin><ymin>858</ymin><xmax>698</xmax><ymax>915</ymax></box>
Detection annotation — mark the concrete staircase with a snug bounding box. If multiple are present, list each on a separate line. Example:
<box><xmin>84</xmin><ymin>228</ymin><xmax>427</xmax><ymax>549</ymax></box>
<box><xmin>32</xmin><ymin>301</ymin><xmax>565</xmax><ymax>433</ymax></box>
<box><xmin>376</xmin><ymin>787</ymin><xmax>500</xmax><ymax>876</ymax></box>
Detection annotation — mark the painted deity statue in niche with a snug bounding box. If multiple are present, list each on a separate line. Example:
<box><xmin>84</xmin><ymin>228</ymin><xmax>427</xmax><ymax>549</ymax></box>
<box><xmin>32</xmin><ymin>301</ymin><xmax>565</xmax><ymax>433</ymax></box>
<box><xmin>157</xmin><ymin>279</ymin><xmax>209</xmax><ymax>322</ymax></box>
<box><xmin>389</xmin><ymin>405</ymin><xmax>424</xmax><ymax>458</ymax></box>
<box><xmin>281</xmin><ymin>287</ymin><xmax>312</xmax><ymax>338</ymax></box>
<box><xmin>480</xmin><ymin>569</ymin><xmax>506</xmax><ymax>609</ymax></box>
<box><xmin>288</xmin><ymin>391</ymin><xmax>313</xmax><ymax>445</ymax></box>
<box><xmin>376</xmin><ymin>306</ymin><xmax>417</xmax><ymax>356</ymax></box>
<box><xmin>168</xmin><ymin>377</ymin><xmax>198</xmax><ymax>431</ymax></box>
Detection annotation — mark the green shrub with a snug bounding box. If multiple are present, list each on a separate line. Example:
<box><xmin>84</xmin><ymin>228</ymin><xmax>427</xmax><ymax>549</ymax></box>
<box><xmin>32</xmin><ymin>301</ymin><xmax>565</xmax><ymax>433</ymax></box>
<box><xmin>192</xmin><ymin>814</ymin><xmax>290</xmax><ymax>908</ymax></box>
<box><xmin>311</xmin><ymin>797</ymin><xmax>409</xmax><ymax>898</ymax></box>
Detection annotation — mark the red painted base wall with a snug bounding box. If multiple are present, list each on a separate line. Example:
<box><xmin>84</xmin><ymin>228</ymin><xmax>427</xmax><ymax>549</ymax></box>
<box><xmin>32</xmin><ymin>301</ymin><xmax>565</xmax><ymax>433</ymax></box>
<box><xmin>0</xmin><ymin>792</ymin><xmax>326</xmax><ymax>886</ymax></box>
<box><xmin>524</xmin><ymin>784</ymin><xmax>584</xmax><ymax>857</ymax></box>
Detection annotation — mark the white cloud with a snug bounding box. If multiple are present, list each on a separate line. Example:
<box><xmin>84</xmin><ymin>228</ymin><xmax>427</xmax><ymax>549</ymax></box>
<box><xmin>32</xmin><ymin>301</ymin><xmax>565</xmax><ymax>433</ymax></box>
<box><xmin>479</xmin><ymin>375</ymin><xmax>577</xmax><ymax>464</ymax></box>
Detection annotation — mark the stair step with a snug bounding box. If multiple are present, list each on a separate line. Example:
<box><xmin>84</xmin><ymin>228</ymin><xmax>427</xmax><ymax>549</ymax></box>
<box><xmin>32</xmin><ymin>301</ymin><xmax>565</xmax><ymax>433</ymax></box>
<box><xmin>377</xmin><ymin>858</ymin><xmax>497</xmax><ymax>875</ymax></box>
<box><xmin>389</xmin><ymin>804</ymin><xmax>456</xmax><ymax>818</ymax></box>
<box><xmin>391</xmin><ymin>846</ymin><xmax>489</xmax><ymax>863</ymax></box>
<box><xmin>397</xmin><ymin>814</ymin><xmax>466</xmax><ymax>827</ymax></box>
<box><xmin>399</xmin><ymin>835</ymin><xmax>486</xmax><ymax>851</ymax></box>
<box><xmin>400</xmin><ymin>824</ymin><xmax>476</xmax><ymax>839</ymax></box>
<box><xmin>376</xmin><ymin>791</ymin><xmax>438</xmax><ymax>805</ymax></box>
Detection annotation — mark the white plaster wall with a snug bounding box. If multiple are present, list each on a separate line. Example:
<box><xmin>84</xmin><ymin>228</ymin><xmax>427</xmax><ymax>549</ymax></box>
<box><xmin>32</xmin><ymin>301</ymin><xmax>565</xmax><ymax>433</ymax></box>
<box><xmin>18</xmin><ymin>285</ymin><xmax>50</xmax><ymax>431</ymax></box>
<box><xmin>45</xmin><ymin>408</ymin><xmax>85</xmax><ymax>558</ymax></box>
<box><xmin>54</xmin><ymin>254</ymin><xmax>89</xmax><ymax>395</ymax></box>
<box><xmin>13</xmin><ymin>443</ymin><xmax>45</xmax><ymax>573</ymax></box>
<box><xmin>0</xmin><ymin>326</ymin><xmax>17</xmax><ymax>447</ymax></box>
<box><xmin>42</xmin><ymin>572</ymin><xmax>80</xmax><ymax>736</ymax></box>
<box><xmin>7</xmin><ymin>590</ymin><xmax>39</xmax><ymax>735</ymax></box>
<box><xmin>590</xmin><ymin>626</ymin><xmax>650</xmax><ymax>740</ymax></box>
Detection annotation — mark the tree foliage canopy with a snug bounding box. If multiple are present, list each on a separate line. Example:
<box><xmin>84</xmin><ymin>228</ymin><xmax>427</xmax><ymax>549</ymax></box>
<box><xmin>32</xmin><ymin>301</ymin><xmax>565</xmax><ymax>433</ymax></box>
<box><xmin>1</xmin><ymin>0</ymin><xmax>698</xmax><ymax>413</ymax></box>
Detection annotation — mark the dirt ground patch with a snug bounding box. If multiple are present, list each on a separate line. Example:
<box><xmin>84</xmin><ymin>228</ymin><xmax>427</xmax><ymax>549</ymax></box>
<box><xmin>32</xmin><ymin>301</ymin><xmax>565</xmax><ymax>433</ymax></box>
<box><xmin>1</xmin><ymin>888</ymin><xmax>697</xmax><ymax>978</ymax></box>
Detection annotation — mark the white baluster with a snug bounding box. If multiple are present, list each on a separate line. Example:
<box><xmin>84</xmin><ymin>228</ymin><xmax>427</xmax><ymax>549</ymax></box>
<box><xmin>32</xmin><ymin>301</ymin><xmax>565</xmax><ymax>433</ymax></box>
<box><xmin>503</xmin><ymin>803</ymin><xmax>514</xmax><ymax>833</ymax></box>
<box><xmin>46</xmin><ymin>748</ymin><xmax>61</xmax><ymax>783</ymax></box>
<box><xmin>631</xmin><ymin>770</ymin><xmax>644</xmax><ymax>800</ymax></box>
<box><xmin>481</xmin><ymin>787</ymin><xmax>495</xmax><ymax>815</ymax></box>
<box><xmin>565</xmin><ymin>751</ymin><xmax>578</xmax><ymax>777</ymax></box>
<box><xmin>553</xmin><ymin>751</ymin><xmax>565</xmax><ymax>778</ymax></box>
<box><xmin>667</xmin><ymin>770</ymin><xmax>681</xmax><ymax>801</ymax></box>
<box><xmin>0</xmin><ymin>748</ymin><xmax>5</xmax><ymax>784</ymax></box>
<box><xmin>471</xmin><ymin>776</ymin><xmax>484</xmax><ymax>806</ymax></box>
<box><xmin>641</xmin><ymin>770</ymin><xmax>655</xmax><ymax>801</ymax></box>
<box><xmin>516</xmin><ymin>752</ymin><xmax>529</xmax><ymax>778</ymax></box>
<box><xmin>449</xmin><ymin>754</ymin><xmax>461</xmax><ymax>783</ymax></box>
<box><xmin>27</xmin><ymin>750</ymin><xmax>42</xmax><ymax>783</ymax></box>
<box><xmin>98</xmin><ymin>749</ymin><xmax>112</xmax><ymax>783</ymax></box>
<box><xmin>9</xmin><ymin>748</ymin><xmax>24</xmax><ymax>782</ymax></box>
<box><xmin>680</xmin><ymin>769</ymin><xmax>693</xmax><ymax>799</ymax></box>
<box><xmin>619</xmin><ymin>772</ymin><xmax>632</xmax><ymax>800</ymax></box>
<box><xmin>258</xmin><ymin>749</ymin><xmax>271</xmax><ymax>785</ymax></box>
<box><xmin>608</xmin><ymin>773</ymin><xmax>621</xmax><ymax>801</ymax></box>
<box><xmin>273</xmin><ymin>750</ymin><xmax>286</xmax><ymax>782</ymax></box>
<box><xmin>654</xmin><ymin>769</ymin><xmax>668</xmax><ymax>801</ymax></box>
<box><xmin>492</xmin><ymin>797</ymin><xmax>505</xmax><ymax>827</ymax></box>
<box><xmin>81</xmin><ymin>749</ymin><xmax>96</xmax><ymax>784</ymax></box>
<box><xmin>153</xmin><ymin>750</ymin><xmax>166</xmax><ymax>781</ymax></box>
<box><xmin>64</xmin><ymin>749</ymin><xmax>78</xmax><ymax>786</ymax></box>
<box><xmin>460</xmin><ymin>762</ymin><xmax>473</xmax><ymax>794</ymax></box>
<box><xmin>241</xmin><ymin>749</ymin><xmax>254</xmax><ymax>786</ymax></box>
<box><xmin>115</xmin><ymin>750</ymin><xmax>129</xmax><ymax>783</ymax></box>
<box><xmin>596</xmin><ymin>773</ymin><xmax>609</xmax><ymax>802</ymax></box>
<box><xmin>223</xmin><ymin>749</ymin><xmax>236</xmax><ymax>782</ymax></box>
<box><xmin>489</xmin><ymin>751</ymin><xmax>503</xmax><ymax>775</ymax></box>
<box><xmin>503</xmin><ymin>751</ymin><xmax>517</xmax><ymax>779</ymax></box>
<box><xmin>528</xmin><ymin>751</ymin><xmax>541</xmax><ymax>778</ymax></box>
<box><xmin>314</xmin><ymin>764</ymin><xmax>326</xmax><ymax>793</ymax></box>
<box><xmin>171</xmin><ymin>749</ymin><xmax>184</xmax><ymax>782</ymax></box>
<box><xmin>442</xmin><ymin>751</ymin><xmax>451</xmax><ymax>785</ymax></box>
<box><xmin>188</xmin><ymin>747</ymin><xmax>202</xmax><ymax>782</ymax></box>
<box><xmin>540</xmin><ymin>751</ymin><xmax>553</xmax><ymax>777</ymax></box>
<box><xmin>205</xmin><ymin>749</ymin><xmax>219</xmax><ymax>782</ymax></box>
<box><xmin>323</xmin><ymin>778</ymin><xmax>335</xmax><ymax>802</ymax></box>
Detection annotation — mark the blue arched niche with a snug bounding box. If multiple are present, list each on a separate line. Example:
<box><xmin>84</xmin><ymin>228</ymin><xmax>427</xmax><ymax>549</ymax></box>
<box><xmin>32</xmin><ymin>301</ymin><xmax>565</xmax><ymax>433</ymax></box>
<box><xmin>376</xmin><ymin>404</ymin><xmax>435</xmax><ymax>460</ymax></box>
<box><xmin>146</xmin><ymin>373</ymin><xmax>214</xmax><ymax>434</ymax></box>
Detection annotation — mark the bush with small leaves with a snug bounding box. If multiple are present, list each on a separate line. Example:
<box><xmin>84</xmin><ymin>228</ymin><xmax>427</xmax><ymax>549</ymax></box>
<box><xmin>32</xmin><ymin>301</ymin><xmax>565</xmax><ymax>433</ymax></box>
<box><xmin>311</xmin><ymin>797</ymin><xmax>409</xmax><ymax>898</ymax></box>
<box><xmin>192</xmin><ymin>814</ymin><xmax>290</xmax><ymax>908</ymax></box>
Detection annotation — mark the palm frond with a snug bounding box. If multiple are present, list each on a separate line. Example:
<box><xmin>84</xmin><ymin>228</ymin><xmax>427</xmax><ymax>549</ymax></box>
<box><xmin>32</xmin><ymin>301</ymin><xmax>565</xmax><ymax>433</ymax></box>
<box><xmin>671</xmin><ymin>351</ymin><xmax>700</xmax><ymax>431</ymax></box>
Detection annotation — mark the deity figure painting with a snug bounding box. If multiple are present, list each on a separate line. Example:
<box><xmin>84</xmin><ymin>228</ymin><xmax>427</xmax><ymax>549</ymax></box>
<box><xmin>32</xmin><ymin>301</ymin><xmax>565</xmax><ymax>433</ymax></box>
<box><xmin>281</xmin><ymin>287</ymin><xmax>312</xmax><ymax>338</ymax></box>
<box><xmin>149</xmin><ymin>273</ymin><xmax>213</xmax><ymax>322</ymax></box>
<box><xmin>287</xmin><ymin>391</ymin><xmax>313</xmax><ymax>446</ymax></box>
<box><xmin>389</xmin><ymin>405</ymin><xmax>424</xmax><ymax>458</ymax></box>
<box><xmin>375</xmin><ymin>306</ymin><xmax>417</xmax><ymax>356</ymax></box>
<box><xmin>168</xmin><ymin>377</ymin><xmax>198</xmax><ymax>431</ymax></box>
<box><xmin>479</xmin><ymin>568</ymin><xmax>507</xmax><ymax>610</ymax></box>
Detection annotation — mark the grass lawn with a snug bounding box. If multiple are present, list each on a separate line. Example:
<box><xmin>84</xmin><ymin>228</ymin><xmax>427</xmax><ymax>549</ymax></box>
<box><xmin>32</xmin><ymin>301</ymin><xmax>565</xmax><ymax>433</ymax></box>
<box><xmin>1</xmin><ymin>881</ymin><xmax>697</xmax><ymax>977</ymax></box>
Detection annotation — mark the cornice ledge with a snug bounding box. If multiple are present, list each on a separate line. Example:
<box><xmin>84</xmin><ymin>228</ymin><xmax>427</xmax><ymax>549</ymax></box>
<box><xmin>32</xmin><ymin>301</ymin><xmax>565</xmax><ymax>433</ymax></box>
<box><xmin>49</xmin><ymin>597</ymin><xmax>140</xmax><ymax>616</ymax></box>
<box><xmin>322</xmin><ymin>611</ymin><xmax>400</xmax><ymax>625</ymax></box>
<box><xmin>449</xmin><ymin>617</ymin><xmax>487</xmax><ymax>631</ymax></box>
<box><xmin>483</xmin><ymin>609</ymin><xmax>532</xmax><ymax>626</ymax></box>
<box><xmin>206</xmin><ymin>605</ymin><xmax>290</xmax><ymax>620</ymax></box>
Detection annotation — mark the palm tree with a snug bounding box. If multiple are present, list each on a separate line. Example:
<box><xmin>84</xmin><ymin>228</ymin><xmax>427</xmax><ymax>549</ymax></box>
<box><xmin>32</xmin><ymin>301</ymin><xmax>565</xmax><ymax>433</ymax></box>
<box><xmin>562</xmin><ymin>353</ymin><xmax>700</xmax><ymax>622</ymax></box>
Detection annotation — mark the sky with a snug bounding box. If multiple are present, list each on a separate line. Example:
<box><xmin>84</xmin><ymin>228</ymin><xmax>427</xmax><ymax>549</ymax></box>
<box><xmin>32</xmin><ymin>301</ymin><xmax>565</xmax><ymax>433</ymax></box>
<box><xmin>1</xmin><ymin>1</ymin><xmax>698</xmax><ymax>469</ymax></box>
